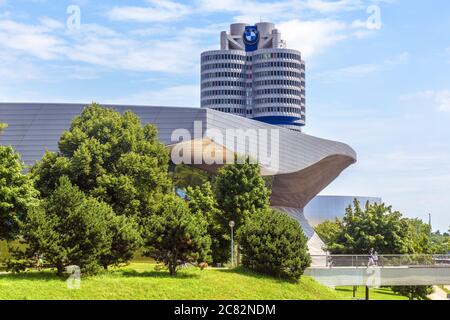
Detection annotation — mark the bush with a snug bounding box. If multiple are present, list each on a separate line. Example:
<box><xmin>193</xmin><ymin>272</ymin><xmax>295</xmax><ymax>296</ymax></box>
<box><xmin>239</xmin><ymin>209</ymin><xmax>311</xmax><ymax>281</ymax></box>
<box><xmin>185</xmin><ymin>182</ymin><xmax>230</xmax><ymax>265</ymax></box>
<box><xmin>391</xmin><ymin>286</ymin><xmax>432</xmax><ymax>300</ymax></box>
<box><xmin>142</xmin><ymin>194</ymin><xmax>211</xmax><ymax>275</ymax></box>
<box><xmin>0</xmin><ymin>145</ymin><xmax>39</xmax><ymax>241</ymax></box>
<box><xmin>10</xmin><ymin>177</ymin><xmax>140</xmax><ymax>275</ymax></box>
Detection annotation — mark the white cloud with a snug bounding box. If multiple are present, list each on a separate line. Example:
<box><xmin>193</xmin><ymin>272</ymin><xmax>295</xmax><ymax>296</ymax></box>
<box><xmin>39</xmin><ymin>17</ymin><xmax>64</xmax><ymax>30</ymax></box>
<box><xmin>314</xmin><ymin>52</ymin><xmax>409</xmax><ymax>81</ymax></box>
<box><xmin>278</xmin><ymin>19</ymin><xmax>349</xmax><ymax>59</ymax></box>
<box><xmin>66</xmin><ymin>24</ymin><xmax>206</xmax><ymax>73</ymax></box>
<box><xmin>0</xmin><ymin>17</ymin><xmax>209</xmax><ymax>74</ymax></box>
<box><xmin>104</xmin><ymin>1</ymin><xmax>378</xmax><ymax>62</ymax></box>
<box><xmin>0</xmin><ymin>19</ymin><xmax>65</xmax><ymax>60</ymax></box>
<box><xmin>0</xmin><ymin>0</ymin><xmax>388</xmax><ymax>78</ymax></box>
<box><xmin>197</xmin><ymin>0</ymin><xmax>365</xmax><ymax>18</ymax></box>
<box><xmin>0</xmin><ymin>52</ymin><xmax>42</xmax><ymax>82</ymax></box>
<box><xmin>303</xmin><ymin>0</ymin><xmax>364</xmax><ymax>13</ymax></box>
<box><xmin>109</xmin><ymin>84</ymin><xmax>200</xmax><ymax>107</ymax></box>
<box><xmin>108</xmin><ymin>0</ymin><xmax>192</xmax><ymax>22</ymax></box>
<box><xmin>401</xmin><ymin>90</ymin><xmax>450</xmax><ymax>112</ymax></box>
<box><xmin>107</xmin><ymin>0</ymin><xmax>378</xmax><ymax>24</ymax></box>
<box><xmin>428</xmin><ymin>91</ymin><xmax>450</xmax><ymax>112</ymax></box>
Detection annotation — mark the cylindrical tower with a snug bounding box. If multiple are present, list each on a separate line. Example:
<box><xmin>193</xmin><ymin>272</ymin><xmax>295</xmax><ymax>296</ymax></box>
<box><xmin>255</xmin><ymin>22</ymin><xmax>274</xmax><ymax>37</ymax></box>
<box><xmin>200</xmin><ymin>22</ymin><xmax>306</xmax><ymax>131</ymax></box>
<box><xmin>252</xmin><ymin>48</ymin><xmax>306</xmax><ymax>130</ymax></box>
<box><xmin>200</xmin><ymin>50</ymin><xmax>247</xmax><ymax>116</ymax></box>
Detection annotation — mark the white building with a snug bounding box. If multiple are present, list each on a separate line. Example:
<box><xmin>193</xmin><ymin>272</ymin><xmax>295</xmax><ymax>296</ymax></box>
<box><xmin>201</xmin><ymin>22</ymin><xmax>306</xmax><ymax>131</ymax></box>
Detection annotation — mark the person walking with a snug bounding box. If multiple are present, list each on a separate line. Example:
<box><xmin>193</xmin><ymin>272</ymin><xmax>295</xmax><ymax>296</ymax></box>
<box><xmin>368</xmin><ymin>248</ymin><xmax>375</xmax><ymax>267</ymax></box>
<box><xmin>373</xmin><ymin>251</ymin><xmax>379</xmax><ymax>266</ymax></box>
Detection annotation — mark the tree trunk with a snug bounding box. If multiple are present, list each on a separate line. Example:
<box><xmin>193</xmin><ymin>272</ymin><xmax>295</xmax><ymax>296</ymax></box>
<box><xmin>168</xmin><ymin>261</ymin><xmax>177</xmax><ymax>276</ymax></box>
<box><xmin>56</xmin><ymin>262</ymin><xmax>64</xmax><ymax>277</ymax></box>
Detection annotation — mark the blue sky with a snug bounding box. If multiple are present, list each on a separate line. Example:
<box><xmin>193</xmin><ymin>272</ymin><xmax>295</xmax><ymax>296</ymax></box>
<box><xmin>0</xmin><ymin>0</ymin><xmax>449</xmax><ymax>231</ymax></box>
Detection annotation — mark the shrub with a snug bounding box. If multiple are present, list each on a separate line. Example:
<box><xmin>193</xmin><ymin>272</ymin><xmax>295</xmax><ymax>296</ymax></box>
<box><xmin>185</xmin><ymin>182</ymin><xmax>229</xmax><ymax>265</ymax></box>
<box><xmin>239</xmin><ymin>208</ymin><xmax>311</xmax><ymax>281</ymax></box>
<box><xmin>10</xmin><ymin>177</ymin><xmax>140</xmax><ymax>275</ymax></box>
<box><xmin>142</xmin><ymin>194</ymin><xmax>211</xmax><ymax>275</ymax></box>
<box><xmin>0</xmin><ymin>145</ymin><xmax>39</xmax><ymax>241</ymax></box>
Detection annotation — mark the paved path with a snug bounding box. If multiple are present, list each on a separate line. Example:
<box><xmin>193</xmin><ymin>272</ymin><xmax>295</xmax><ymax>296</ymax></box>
<box><xmin>428</xmin><ymin>286</ymin><xmax>449</xmax><ymax>300</ymax></box>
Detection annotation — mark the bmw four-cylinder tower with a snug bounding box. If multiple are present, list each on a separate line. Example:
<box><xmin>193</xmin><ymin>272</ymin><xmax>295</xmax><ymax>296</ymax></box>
<box><xmin>201</xmin><ymin>22</ymin><xmax>306</xmax><ymax>131</ymax></box>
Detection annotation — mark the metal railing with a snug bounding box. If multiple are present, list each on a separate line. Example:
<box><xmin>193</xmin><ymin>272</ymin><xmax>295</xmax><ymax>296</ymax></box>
<box><xmin>310</xmin><ymin>254</ymin><xmax>450</xmax><ymax>268</ymax></box>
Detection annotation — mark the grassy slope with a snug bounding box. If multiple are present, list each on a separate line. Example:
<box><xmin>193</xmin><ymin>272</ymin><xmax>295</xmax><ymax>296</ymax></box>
<box><xmin>0</xmin><ymin>263</ymin><xmax>345</xmax><ymax>300</ymax></box>
<box><xmin>0</xmin><ymin>263</ymin><xmax>408</xmax><ymax>300</ymax></box>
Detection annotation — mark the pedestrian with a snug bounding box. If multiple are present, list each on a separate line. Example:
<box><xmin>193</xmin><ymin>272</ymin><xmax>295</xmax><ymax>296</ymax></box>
<box><xmin>373</xmin><ymin>251</ymin><xmax>379</xmax><ymax>266</ymax></box>
<box><xmin>368</xmin><ymin>248</ymin><xmax>375</xmax><ymax>267</ymax></box>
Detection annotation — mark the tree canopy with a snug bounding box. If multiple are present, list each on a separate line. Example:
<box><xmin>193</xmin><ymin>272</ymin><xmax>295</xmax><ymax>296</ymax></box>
<box><xmin>186</xmin><ymin>182</ymin><xmax>229</xmax><ymax>264</ymax></box>
<box><xmin>31</xmin><ymin>103</ymin><xmax>172</xmax><ymax>221</ymax></box>
<box><xmin>314</xmin><ymin>220</ymin><xmax>340</xmax><ymax>246</ymax></box>
<box><xmin>315</xmin><ymin>200</ymin><xmax>436</xmax><ymax>299</ymax></box>
<box><xmin>214</xmin><ymin>157</ymin><xmax>271</xmax><ymax>232</ymax></box>
<box><xmin>239</xmin><ymin>208</ymin><xmax>311</xmax><ymax>281</ymax></box>
<box><xmin>0</xmin><ymin>145</ymin><xmax>39</xmax><ymax>241</ymax></box>
<box><xmin>430</xmin><ymin>229</ymin><xmax>450</xmax><ymax>254</ymax></box>
<box><xmin>142</xmin><ymin>194</ymin><xmax>211</xmax><ymax>275</ymax></box>
<box><xmin>321</xmin><ymin>200</ymin><xmax>412</xmax><ymax>254</ymax></box>
<box><xmin>11</xmin><ymin>177</ymin><xmax>141</xmax><ymax>275</ymax></box>
<box><xmin>391</xmin><ymin>285</ymin><xmax>432</xmax><ymax>300</ymax></box>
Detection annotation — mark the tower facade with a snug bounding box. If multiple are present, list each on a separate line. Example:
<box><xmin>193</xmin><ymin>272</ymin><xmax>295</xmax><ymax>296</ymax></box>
<box><xmin>201</xmin><ymin>22</ymin><xmax>306</xmax><ymax>131</ymax></box>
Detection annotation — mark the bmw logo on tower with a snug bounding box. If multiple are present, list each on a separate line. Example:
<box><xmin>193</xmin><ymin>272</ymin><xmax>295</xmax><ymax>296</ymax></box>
<box><xmin>201</xmin><ymin>22</ymin><xmax>306</xmax><ymax>131</ymax></box>
<box><xmin>243</xmin><ymin>25</ymin><xmax>259</xmax><ymax>52</ymax></box>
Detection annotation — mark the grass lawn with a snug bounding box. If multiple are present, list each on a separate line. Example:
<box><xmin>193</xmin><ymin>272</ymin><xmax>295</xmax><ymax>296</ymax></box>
<box><xmin>0</xmin><ymin>263</ymin><xmax>346</xmax><ymax>300</ymax></box>
<box><xmin>0</xmin><ymin>263</ymin><xmax>410</xmax><ymax>300</ymax></box>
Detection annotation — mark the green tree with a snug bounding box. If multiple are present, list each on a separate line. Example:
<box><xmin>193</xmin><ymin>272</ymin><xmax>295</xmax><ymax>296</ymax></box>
<box><xmin>0</xmin><ymin>123</ymin><xmax>6</xmax><ymax>134</ymax></box>
<box><xmin>31</xmin><ymin>103</ymin><xmax>171</xmax><ymax>221</ymax></box>
<box><xmin>316</xmin><ymin>201</ymin><xmax>435</xmax><ymax>299</ymax></box>
<box><xmin>430</xmin><ymin>230</ymin><xmax>450</xmax><ymax>254</ymax></box>
<box><xmin>390</xmin><ymin>218</ymin><xmax>434</xmax><ymax>299</ymax></box>
<box><xmin>213</xmin><ymin>158</ymin><xmax>271</xmax><ymax>264</ymax></box>
<box><xmin>239</xmin><ymin>208</ymin><xmax>311</xmax><ymax>281</ymax></box>
<box><xmin>391</xmin><ymin>285</ymin><xmax>432</xmax><ymax>300</ymax></box>
<box><xmin>99</xmin><ymin>214</ymin><xmax>142</xmax><ymax>269</ymax></box>
<box><xmin>12</xmin><ymin>177</ymin><xmax>139</xmax><ymax>275</ymax></box>
<box><xmin>172</xmin><ymin>164</ymin><xmax>210</xmax><ymax>189</ymax></box>
<box><xmin>214</xmin><ymin>157</ymin><xmax>271</xmax><ymax>232</ymax></box>
<box><xmin>142</xmin><ymin>194</ymin><xmax>211</xmax><ymax>275</ymax></box>
<box><xmin>186</xmin><ymin>182</ymin><xmax>229</xmax><ymax>264</ymax></box>
<box><xmin>0</xmin><ymin>146</ymin><xmax>39</xmax><ymax>241</ymax></box>
<box><xmin>326</xmin><ymin>200</ymin><xmax>411</xmax><ymax>254</ymax></box>
<box><xmin>405</xmin><ymin>218</ymin><xmax>432</xmax><ymax>254</ymax></box>
<box><xmin>315</xmin><ymin>220</ymin><xmax>340</xmax><ymax>246</ymax></box>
